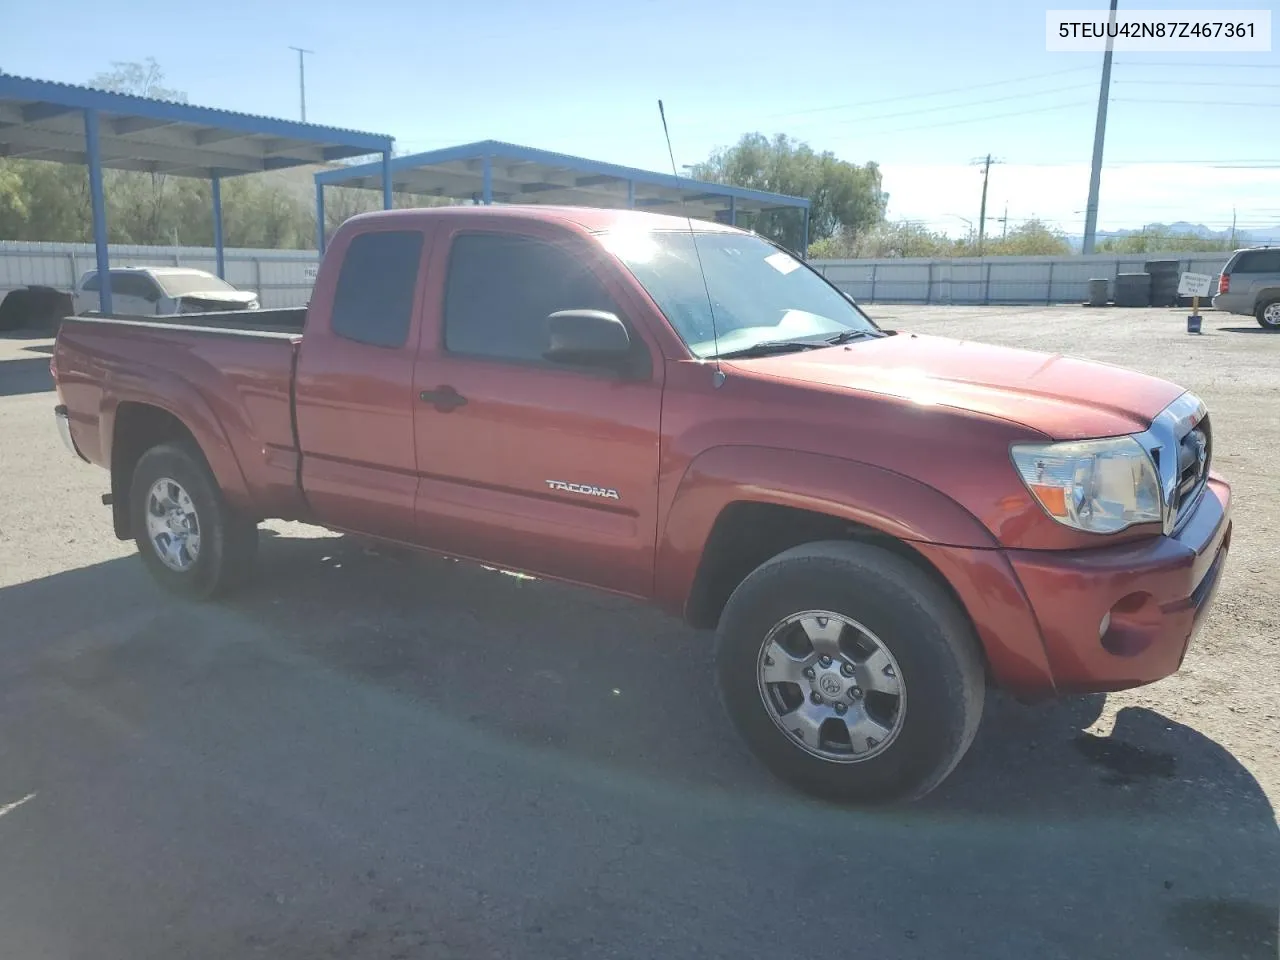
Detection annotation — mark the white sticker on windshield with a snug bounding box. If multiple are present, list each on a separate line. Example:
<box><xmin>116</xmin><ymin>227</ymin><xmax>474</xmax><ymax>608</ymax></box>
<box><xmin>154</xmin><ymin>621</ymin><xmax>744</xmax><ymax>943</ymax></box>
<box><xmin>764</xmin><ymin>251</ymin><xmax>801</xmax><ymax>275</ymax></box>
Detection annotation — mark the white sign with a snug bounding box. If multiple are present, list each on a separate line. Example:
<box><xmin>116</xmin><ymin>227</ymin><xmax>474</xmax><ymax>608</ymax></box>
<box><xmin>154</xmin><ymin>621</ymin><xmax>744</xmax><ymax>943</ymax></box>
<box><xmin>303</xmin><ymin>265</ymin><xmax>318</xmax><ymax>282</ymax></box>
<box><xmin>1046</xmin><ymin>10</ymin><xmax>1271</xmax><ymax>52</ymax></box>
<box><xmin>1177</xmin><ymin>272</ymin><xmax>1215</xmax><ymax>298</ymax></box>
<box><xmin>764</xmin><ymin>251</ymin><xmax>801</xmax><ymax>275</ymax></box>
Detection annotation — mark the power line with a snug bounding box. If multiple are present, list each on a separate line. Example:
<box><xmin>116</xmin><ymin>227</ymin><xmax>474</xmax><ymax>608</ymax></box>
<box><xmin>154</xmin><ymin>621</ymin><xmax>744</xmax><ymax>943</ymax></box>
<box><xmin>873</xmin><ymin>99</ymin><xmax>1095</xmax><ymax>136</ymax></box>
<box><xmin>757</xmin><ymin>66</ymin><xmax>1098</xmax><ymax>120</ymax></box>
<box><xmin>1114</xmin><ymin>97</ymin><xmax>1280</xmax><ymax>108</ymax></box>
<box><xmin>1121</xmin><ymin>61</ymin><xmax>1280</xmax><ymax>69</ymax></box>
<box><xmin>1117</xmin><ymin>79</ymin><xmax>1280</xmax><ymax>88</ymax></box>
<box><xmin>807</xmin><ymin>84</ymin><xmax>1096</xmax><ymax>130</ymax></box>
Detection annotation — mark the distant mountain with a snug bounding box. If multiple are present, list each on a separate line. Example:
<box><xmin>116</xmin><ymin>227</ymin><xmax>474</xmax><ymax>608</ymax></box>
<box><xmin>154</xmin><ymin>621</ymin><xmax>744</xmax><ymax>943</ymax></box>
<box><xmin>1067</xmin><ymin>221</ymin><xmax>1280</xmax><ymax>248</ymax></box>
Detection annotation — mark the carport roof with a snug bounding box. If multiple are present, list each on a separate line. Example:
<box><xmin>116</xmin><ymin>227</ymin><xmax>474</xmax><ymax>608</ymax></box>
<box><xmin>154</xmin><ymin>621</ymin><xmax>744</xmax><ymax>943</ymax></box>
<box><xmin>314</xmin><ymin>139</ymin><xmax>810</xmax><ymax>219</ymax></box>
<box><xmin>0</xmin><ymin>74</ymin><xmax>393</xmax><ymax>178</ymax></box>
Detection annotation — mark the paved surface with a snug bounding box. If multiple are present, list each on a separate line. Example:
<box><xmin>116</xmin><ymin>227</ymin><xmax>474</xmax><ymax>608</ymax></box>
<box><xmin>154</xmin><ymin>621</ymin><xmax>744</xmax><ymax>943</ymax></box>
<box><xmin>1</xmin><ymin>307</ymin><xmax>1277</xmax><ymax>960</ymax></box>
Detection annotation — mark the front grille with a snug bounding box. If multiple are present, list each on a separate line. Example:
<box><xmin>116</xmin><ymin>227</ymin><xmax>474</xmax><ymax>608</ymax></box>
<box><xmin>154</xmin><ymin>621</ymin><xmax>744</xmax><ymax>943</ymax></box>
<box><xmin>1173</xmin><ymin>413</ymin><xmax>1211</xmax><ymax>526</ymax></box>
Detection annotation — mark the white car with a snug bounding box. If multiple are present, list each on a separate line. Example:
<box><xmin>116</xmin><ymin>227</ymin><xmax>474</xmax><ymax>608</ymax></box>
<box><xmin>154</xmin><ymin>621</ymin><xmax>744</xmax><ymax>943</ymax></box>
<box><xmin>73</xmin><ymin>267</ymin><xmax>260</xmax><ymax>317</ymax></box>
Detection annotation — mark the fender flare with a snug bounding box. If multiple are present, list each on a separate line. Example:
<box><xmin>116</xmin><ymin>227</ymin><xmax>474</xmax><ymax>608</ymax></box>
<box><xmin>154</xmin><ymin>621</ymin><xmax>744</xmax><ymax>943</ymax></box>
<box><xmin>654</xmin><ymin>445</ymin><xmax>997</xmax><ymax>618</ymax></box>
<box><xmin>100</xmin><ymin>367</ymin><xmax>251</xmax><ymax>507</ymax></box>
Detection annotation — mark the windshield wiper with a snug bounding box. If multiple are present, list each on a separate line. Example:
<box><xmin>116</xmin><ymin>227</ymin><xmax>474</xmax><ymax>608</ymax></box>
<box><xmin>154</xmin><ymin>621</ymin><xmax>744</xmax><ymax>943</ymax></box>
<box><xmin>825</xmin><ymin>330</ymin><xmax>879</xmax><ymax>345</ymax></box>
<box><xmin>715</xmin><ymin>340</ymin><xmax>824</xmax><ymax>359</ymax></box>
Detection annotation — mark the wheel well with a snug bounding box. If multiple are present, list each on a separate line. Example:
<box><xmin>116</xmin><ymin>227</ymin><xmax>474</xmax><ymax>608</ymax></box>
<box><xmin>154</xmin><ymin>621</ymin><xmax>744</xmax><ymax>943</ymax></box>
<box><xmin>684</xmin><ymin>502</ymin><xmax>975</xmax><ymax>637</ymax></box>
<box><xmin>109</xmin><ymin>403</ymin><xmax>200</xmax><ymax>539</ymax></box>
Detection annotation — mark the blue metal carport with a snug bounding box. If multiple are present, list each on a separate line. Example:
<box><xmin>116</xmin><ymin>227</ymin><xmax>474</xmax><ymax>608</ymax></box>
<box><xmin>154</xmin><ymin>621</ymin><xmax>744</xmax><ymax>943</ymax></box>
<box><xmin>0</xmin><ymin>75</ymin><xmax>393</xmax><ymax>314</ymax></box>
<box><xmin>314</xmin><ymin>140</ymin><xmax>812</xmax><ymax>255</ymax></box>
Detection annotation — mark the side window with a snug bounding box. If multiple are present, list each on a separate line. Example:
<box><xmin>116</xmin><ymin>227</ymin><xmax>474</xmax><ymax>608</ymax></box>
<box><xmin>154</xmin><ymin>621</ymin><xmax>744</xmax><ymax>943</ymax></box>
<box><xmin>114</xmin><ymin>274</ymin><xmax>158</xmax><ymax>300</ymax></box>
<box><xmin>1234</xmin><ymin>251</ymin><xmax>1280</xmax><ymax>274</ymax></box>
<box><xmin>331</xmin><ymin>230</ymin><xmax>425</xmax><ymax>347</ymax></box>
<box><xmin>443</xmin><ymin>233</ymin><xmax>618</xmax><ymax>364</ymax></box>
<box><xmin>81</xmin><ymin>273</ymin><xmax>100</xmax><ymax>292</ymax></box>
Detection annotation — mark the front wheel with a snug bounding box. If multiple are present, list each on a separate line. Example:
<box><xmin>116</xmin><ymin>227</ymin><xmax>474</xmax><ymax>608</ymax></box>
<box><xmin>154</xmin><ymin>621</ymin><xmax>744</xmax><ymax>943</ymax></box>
<box><xmin>716</xmin><ymin>541</ymin><xmax>985</xmax><ymax>804</ymax></box>
<box><xmin>1256</xmin><ymin>298</ymin><xmax>1280</xmax><ymax>330</ymax></box>
<box><xmin>130</xmin><ymin>443</ymin><xmax>258</xmax><ymax>599</ymax></box>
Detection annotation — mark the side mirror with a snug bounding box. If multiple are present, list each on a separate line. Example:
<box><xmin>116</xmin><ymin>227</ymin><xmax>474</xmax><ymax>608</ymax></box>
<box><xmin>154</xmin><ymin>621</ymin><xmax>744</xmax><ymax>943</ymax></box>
<box><xmin>544</xmin><ymin>310</ymin><xmax>633</xmax><ymax>369</ymax></box>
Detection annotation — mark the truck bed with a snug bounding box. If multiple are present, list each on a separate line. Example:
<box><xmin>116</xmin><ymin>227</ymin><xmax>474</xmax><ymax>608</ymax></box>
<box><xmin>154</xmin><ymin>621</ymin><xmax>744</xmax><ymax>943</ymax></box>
<box><xmin>54</xmin><ymin>314</ymin><xmax>306</xmax><ymax>520</ymax></box>
<box><xmin>75</xmin><ymin>306</ymin><xmax>306</xmax><ymax>334</ymax></box>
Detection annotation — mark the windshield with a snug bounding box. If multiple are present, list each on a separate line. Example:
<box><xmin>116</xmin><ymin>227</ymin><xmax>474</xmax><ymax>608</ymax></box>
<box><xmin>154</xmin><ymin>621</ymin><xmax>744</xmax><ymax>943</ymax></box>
<box><xmin>156</xmin><ymin>272</ymin><xmax>238</xmax><ymax>297</ymax></box>
<box><xmin>601</xmin><ymin>229</ymin><xmax>878</xmax><ymax>358</ymax></box>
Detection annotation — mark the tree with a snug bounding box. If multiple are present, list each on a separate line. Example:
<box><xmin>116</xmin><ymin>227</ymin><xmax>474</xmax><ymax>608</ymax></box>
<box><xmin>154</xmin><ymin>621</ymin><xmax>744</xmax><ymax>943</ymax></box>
<box><xmin>955</xmin><ymin>219</ymin><xmax>1072</xmax><ymax>257</ymax></box>
<box><xmin>810</xmin><ymin>221</ymin><xmax>953</xmax><ymax>259</ymax></box>
<box><xmin>90</xmin><ymin>58</ymin><xmax>187</xmax><ymax>102</ymax></box>
<box><xmin>691</xmin><ymin>133</ymin><xmax>887</xmax><ymax>253</ymax></box>
<box><xmin>86</xmin><ymin>60</ymin><xmax>195</xmax><ymax>245</ymax></box>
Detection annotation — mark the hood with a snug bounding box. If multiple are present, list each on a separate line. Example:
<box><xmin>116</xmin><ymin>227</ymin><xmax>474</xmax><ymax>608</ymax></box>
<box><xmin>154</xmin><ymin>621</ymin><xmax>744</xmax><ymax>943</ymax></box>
<box><xmin>174</xmin><ymin>290</ymin><xmax>258</xmax><ymax>306</ymax></box>
<box><xmin>733</xmin><ymin>332</ymin><xmax>1185</xmax><ymax>440</ymax></box>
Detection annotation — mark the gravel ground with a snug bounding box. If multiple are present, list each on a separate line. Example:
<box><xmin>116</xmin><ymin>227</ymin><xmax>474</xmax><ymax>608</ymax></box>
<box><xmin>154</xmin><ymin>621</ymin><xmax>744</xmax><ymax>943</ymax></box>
<box><xmin>0</xmin><ymin>307</ymin><xmax>1276</xmax><ymax>960</ymax></box>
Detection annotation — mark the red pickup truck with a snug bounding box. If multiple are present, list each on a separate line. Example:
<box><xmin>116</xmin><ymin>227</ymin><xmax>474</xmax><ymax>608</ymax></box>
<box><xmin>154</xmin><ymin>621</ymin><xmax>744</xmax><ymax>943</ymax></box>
<box><xmin>52</xmin><ymin>206</ymin><xmax>1232</xmax><ymax>803</ymax></box>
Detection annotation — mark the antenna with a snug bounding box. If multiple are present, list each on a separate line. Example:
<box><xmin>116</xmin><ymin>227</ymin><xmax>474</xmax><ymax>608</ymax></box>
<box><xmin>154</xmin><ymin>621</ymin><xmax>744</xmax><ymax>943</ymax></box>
<box><xmin>657</xmin><ymin>99</ymin><xmax>724</xmax><ymax>387</ymax></box>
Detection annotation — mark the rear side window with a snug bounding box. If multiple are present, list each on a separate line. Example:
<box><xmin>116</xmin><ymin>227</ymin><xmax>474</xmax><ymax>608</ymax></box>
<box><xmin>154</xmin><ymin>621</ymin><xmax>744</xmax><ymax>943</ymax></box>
<box><xmin>1232</xmin><ymin>250</ymin><xmax>1280</xmax><ymax>274</ymax></box>
<box><xmin>331</xmin><ymin>230</ymin><xmax>424</xmax><ymax>347</ymax></box>
<box><xmin>81</xmin><ymin>273</ymin><xmax>100</xmax><ymax>292</ymax></box>
<box><xmin>113</xmin><ymin>274</ymin><xmax>158</xmax><ymax>300</ymax></box>
<box><xmin>443</xmin><ymin>233</ymin><xmax>617</xmax><ymax>363</ymax></box>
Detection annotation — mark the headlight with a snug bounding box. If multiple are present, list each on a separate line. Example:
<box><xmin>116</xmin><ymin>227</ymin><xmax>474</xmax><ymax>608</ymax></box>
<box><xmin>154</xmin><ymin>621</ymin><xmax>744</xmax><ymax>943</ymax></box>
<box><xmin>248</xmin><ymin>298</ymin><xmax>261</xmax><ymax>310</ymax></box>
<box><xmin>1011</xmin><ymin>437</ymin><xmax>1161</xmax><ymax>533</ymax></box>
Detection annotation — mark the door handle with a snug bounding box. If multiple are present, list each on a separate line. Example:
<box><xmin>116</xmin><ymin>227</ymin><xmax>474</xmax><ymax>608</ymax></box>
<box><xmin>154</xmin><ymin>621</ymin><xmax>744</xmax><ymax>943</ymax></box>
<box><xmin>419</xmin><ymin>385</ymin><xmax>468</xmax><ymax>412</ymax></box>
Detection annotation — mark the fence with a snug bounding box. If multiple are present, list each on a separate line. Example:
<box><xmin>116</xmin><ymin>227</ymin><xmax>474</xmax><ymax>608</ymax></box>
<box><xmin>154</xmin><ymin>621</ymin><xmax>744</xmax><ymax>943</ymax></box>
<box><xmin>0</xmin><ymin>241</ymin><xmax>320</xmax><ymax>309</ymax></box>
<box><xmin>3</xmin><ymin>241</ymin><xmax>1233</xmax><ymax>310</ymax></box>
<box><xmin>810</xmin><ymin>253</ymin><xmax>1231</xmax><ymax>305</ymax></box>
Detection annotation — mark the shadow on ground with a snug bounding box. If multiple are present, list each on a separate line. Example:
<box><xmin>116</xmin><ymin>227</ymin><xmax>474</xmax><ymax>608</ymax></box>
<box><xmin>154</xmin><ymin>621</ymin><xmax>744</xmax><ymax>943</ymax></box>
<box><xmin>1218</xmin><ymin>326</ymin><xmax>1277</xmax><ymax>335</ymax></box>
<box><xmin>0</xmin><ymin>355</ymin><xmax>53</xmax><ymax>397</ymax></box>
<box><xmin>2</xmin><ymin>530</ymin><xmax>1275</xmax><ymax>959</ymax></box>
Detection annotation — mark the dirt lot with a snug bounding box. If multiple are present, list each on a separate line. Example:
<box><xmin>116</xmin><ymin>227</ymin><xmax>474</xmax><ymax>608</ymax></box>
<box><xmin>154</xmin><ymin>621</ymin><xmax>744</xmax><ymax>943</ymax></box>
<box><xmin>0</xmin><ymin>306</ymin><xmax>1276</xmax><ymax>959</ymax></box>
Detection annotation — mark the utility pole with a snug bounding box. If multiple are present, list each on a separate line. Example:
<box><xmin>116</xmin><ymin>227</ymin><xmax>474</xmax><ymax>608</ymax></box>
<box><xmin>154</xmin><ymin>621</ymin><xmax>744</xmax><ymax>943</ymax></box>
<box><xmin>288</xmin><ymin>46</ymin><xmax>314</xmax><ymax>122</ymax></box>
<box><xmin>1082</xmin><ymin>0</ymin><xmax>1119</xmax><ymax>254</ymax></box>
<box><xmin>1001</xmin><ymin>203</ymin><xmax>1009</xmax><ymax>241</ymax></box>
<box><xmin>1229</xmin><ymin>207</ymin><xmax>1237</xmax><ymax>248</ymax></box>
<box><xmin>977</xmin><ymin>153</ymin><xmax>993</xmax><ymax>256</ymax></box>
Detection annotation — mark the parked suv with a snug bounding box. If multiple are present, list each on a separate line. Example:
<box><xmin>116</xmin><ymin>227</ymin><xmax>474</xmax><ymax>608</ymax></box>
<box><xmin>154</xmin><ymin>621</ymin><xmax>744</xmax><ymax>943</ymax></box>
<box><xmin>1212</xmin><ymin>247</ymin><xmax>1280</xmax><ymax>329</ymax></box>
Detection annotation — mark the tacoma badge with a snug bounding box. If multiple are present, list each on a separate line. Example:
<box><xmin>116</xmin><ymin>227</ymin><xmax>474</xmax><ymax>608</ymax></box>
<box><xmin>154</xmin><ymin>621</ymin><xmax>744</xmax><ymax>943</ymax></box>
<box><xmin>545</xmin><ymin>480</ymin><xmax>620</xmax><ymax>501</ymax></box>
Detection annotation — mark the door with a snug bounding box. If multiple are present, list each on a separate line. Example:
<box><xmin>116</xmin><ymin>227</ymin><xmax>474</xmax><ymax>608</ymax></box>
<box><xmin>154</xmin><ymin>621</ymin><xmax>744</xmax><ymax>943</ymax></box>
<box><xmin>412</xmin><ymin>226</ymin><xmax>664</xmax><ymax>597</ymax></box>
<box><xmin>294</xmin><ymin>225</ymin><xmax>431</xmax><ymax>542</ymax></box>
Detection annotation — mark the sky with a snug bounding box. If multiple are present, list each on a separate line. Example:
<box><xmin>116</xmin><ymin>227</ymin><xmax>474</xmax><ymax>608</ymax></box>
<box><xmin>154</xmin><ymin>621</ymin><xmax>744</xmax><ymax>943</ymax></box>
<box><xmin>3</xmin><ymin>0</ymin><xmax>1278</xmax><ymax>237</ymax></box>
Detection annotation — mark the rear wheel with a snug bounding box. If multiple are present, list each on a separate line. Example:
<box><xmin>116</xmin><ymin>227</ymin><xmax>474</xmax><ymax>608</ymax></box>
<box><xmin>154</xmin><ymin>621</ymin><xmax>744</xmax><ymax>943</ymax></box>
<box><xmin>1256</xmin><ymin>298</ymin><xmax>1280</xmax><ymax>330</ymax></box>
<box><xmin>715</xmin><ymin>541</ymin><xmax>985</xmax><ymax>804</ymax></box>
<box><xmin>130</xmin><ymin>443</ymin><xmax>258</xmax><ymax>599</ymax></box>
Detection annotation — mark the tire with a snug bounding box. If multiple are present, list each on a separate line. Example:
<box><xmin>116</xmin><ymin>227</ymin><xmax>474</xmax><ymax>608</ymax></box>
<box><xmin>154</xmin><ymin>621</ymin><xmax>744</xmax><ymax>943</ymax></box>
<box><xmin>129</xmin><ymin>442</ymin><xmax>258</xmax><ymax>599</ymax></box>
<box><xmin>1256</xmin><ymin>298</ymin><xmax>1280</xmax><ymax>330</ymax></box>
<box><xmin>715</xmin><ymin>540</ymin><xmax>985</xmax><ymax>804</ymax></box>
<box><xmin>0</xmin><ymin>289</ymin><xmax>33</xmax><ymax>332</ymax></box>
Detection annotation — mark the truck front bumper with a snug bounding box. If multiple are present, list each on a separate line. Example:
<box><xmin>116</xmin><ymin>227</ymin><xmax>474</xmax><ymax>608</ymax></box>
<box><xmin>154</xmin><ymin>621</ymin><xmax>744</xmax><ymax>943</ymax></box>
<box><xmin>920</xmin><ymin>475</ymin><xmax>1231</xmax><ymax>699</ymax></box>
<box><xmin>55</xmin><ymin>404</ymin><xmax>88</xmax><ymax>462</ymax></box>
<box><xmin>1006</xmin><ymin>476</ymin><xmax>1231</xmax><ymax>695</ymax></box>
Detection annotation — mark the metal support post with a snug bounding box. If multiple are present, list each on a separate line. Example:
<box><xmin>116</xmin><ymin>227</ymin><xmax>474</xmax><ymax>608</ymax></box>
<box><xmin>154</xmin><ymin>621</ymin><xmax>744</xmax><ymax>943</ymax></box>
<box><xmin>382</xmin><ymin>150</ymin><xmax>393</xmax><ymax>209</ymax></box>
<box><xmin>212</xmin><ymin>175</ymin><xmax>225</xmax><ymax>279</ymax></box>
<box><xmin>83</xmin><ymin>108</ymin><xmax>112</xmax><ymax>314</ymax></box>
<box><xmin>315</xmin><ymin>183</ymin><xmax>326</xmax><ymax>253</ymax></box>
